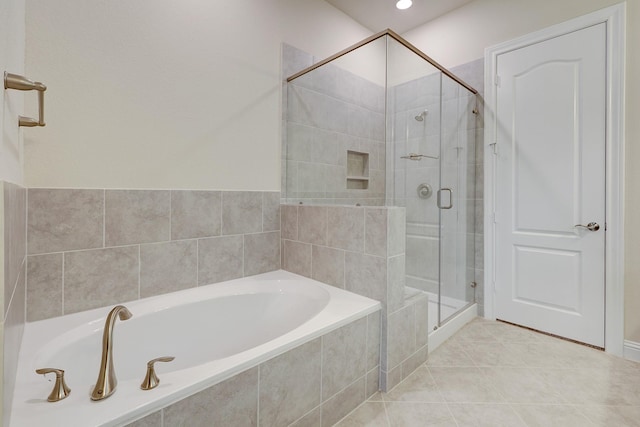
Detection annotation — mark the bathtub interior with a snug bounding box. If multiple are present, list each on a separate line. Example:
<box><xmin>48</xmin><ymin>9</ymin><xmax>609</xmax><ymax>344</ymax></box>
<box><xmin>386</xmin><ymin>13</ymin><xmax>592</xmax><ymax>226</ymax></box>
<box><xmin>12</xmin><ymin>271</ymin><xmax>379</xmax><ymax>427</ymax></box>
<box><xmin>35</xmin><ymin>286</ymin><xmax>330</xmax><ymax>386</ymax></box>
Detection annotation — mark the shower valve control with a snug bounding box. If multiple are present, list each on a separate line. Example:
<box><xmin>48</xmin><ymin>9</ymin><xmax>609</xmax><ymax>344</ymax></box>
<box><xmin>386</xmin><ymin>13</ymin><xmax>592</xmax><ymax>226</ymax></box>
<box><xmin>417</xmin><ymin>183</ymin><xmax>432</xmax><ymax>199</ymax></box>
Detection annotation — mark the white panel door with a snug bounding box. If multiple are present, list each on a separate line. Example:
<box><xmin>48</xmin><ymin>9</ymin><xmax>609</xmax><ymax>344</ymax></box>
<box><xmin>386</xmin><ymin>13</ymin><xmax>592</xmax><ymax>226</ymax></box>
<box><xmin>495</xmin><ymin>23</ymin><xmax>606</xmax><ymax>347</ymax></box>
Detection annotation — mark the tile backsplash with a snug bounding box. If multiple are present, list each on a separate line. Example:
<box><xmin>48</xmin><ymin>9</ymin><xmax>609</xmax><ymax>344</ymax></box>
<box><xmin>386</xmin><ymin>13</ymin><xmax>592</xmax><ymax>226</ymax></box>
<box><xmin>26</xmin><ymin>189</ymin><xmax>281</xmax><ymax>321</ymax></box>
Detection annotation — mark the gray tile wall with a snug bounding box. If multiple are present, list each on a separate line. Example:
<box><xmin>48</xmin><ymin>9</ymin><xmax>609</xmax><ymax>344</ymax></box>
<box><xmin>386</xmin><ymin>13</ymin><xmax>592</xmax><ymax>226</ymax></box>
<box><xmin>2</xmin><ymin>181</ymin><xmax>27</xmax><ymax>427</ymax></box>
<box><xmin>281</xmin><ymin>205</ymin><xmax>403</xmax><ymax>309</ymax></box>
<box><xmin>282</xmin><ymin>44</ymin><xmax>386</xmax><ymax>207</ymax></box>
<box><xmin>26</xmin><ymin>189</ymin><xmax>281</xmax><ymax>321</ymax></box>
<box><xmin>125</xmin><ymin>310</ymin><xmax>380</xmax><ymax>427</ymax></box>
<box><xmin>280</xmin><ymin>204</ymin><xmax>427</xmax><ymax>392</ymax></box>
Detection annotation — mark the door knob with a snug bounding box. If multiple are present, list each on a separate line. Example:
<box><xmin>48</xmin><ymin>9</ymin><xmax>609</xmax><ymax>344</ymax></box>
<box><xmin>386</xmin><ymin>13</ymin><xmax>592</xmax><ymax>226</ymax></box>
<box><xmin>574</xmin><ymin>222</ymin><xmax>600</xmax><ymax>231</ymax></box>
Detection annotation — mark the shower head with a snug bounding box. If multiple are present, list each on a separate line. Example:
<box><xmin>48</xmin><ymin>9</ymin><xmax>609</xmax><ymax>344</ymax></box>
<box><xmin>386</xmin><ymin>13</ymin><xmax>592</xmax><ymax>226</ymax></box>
<box><xmin>414</xmin><ymin>110</ymin><xmax>428</xmax><ymax>122</ymax></box>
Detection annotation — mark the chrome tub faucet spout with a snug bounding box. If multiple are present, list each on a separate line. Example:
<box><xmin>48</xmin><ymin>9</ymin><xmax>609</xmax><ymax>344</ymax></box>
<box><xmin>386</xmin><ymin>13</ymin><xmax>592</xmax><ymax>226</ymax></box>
<box><xmin>90</xmin><ymin>305</ymin><xmax>132</xmax><ymax>401</ymax></box>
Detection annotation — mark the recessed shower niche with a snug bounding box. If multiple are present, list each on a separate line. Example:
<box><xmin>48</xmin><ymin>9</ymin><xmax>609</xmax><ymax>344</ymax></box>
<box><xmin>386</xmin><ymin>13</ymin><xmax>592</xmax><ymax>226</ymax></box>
<box><xmin>346</xmin><ymin>150</ymin><xmax>369</xmax><ymax>189</ymax></box>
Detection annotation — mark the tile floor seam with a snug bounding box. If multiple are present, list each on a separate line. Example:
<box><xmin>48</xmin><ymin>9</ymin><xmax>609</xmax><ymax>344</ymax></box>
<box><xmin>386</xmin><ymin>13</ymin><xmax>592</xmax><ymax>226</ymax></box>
<box><xmin>443</xmin><ymin>401</ymin><xmax>461</xmax><ymax>427</ymax></box>
<box><xmin>508</xmin><ymin>403</ymin><xmax>599</xmax><ymax>427</ymax></box>
<box><xmin>381</xmin><ymin>400</ymin><xmax>392</xmax><ymax>427</ymax></box>
<box><xmin>425</xmin><ymin>366</ymin><xmax>447</xmax><ymax>404</ymax></box>
<box><xmin>507</xmin><ymin>402</ymin><xmax>532</xmax><ymax>427</ymax></box>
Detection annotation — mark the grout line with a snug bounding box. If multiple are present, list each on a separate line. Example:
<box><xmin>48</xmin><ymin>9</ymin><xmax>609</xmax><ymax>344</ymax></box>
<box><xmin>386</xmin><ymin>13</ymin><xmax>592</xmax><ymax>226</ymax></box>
<box><xmin>256</xmin><ymin>365</ymin><xmax>260</xmax><ymax>427</ymax></box>
<box><xmin>509</xmin><ymin>403</ymin><xmax>530</xmax><ymax>426</ymax></box>
<box><xmin>310</xmin><ymin>243</ymin><xmax>314</xmax><ymax>279</ymax></box>
<box><xmin>425</xmin><ymin>366</ymin><xmax>447</xmax><ymax>406</ymax></box>
<box><xmin>137</xmin><ymin>245</ymin><xmax>141</xmax><ymax>299</ymax></box>
<box><xmin>328</xmin><ymin>374</ymin><xmax>373</xmax><ymax>426</ymax></box>
<box><xmin>443</xmin><ymin>401</ymin><xmax>461</xmax><ymax>427</ymax></box>
<box><xmin>382</xmin><ymin>399</ymin><xmax>392</xmax><ymax>427</ymax></box>
<box><xmin>413</xmin><ymin>304</ymin><xmax>418</xmax><ymax>352</ymax></box>
<box><xmin>196</xmin><ymin>239</ymin><xmax>199</xmax><ymax>287</ymax></box>
<box><xmin>168</xmin><ymin>190</ymin><xmax>172</xmax><ymax>241</ymax></box>
<box><xmin>325</xmin><ymin>206</ymin><xmax>329</xmax><ymax>247</ymax></box>
<box><xmin>61</xmin><ymin>252</ymin><xmax>65</xmax><ymax>315</ymax></box>
<box><xmin>3</xmin><ymin>259</ymin><xmax>21</xmax><ymax>324</ymax></box>
<box><xmin>24</xmin><ymin>187</ymin><xmax>29</xmax><ymax>322</ymax></box>
<box><xmin>220</xmin><ymin>192</ymin><xmax>224</xmax><ymax>237</ymax></box>
<box><xmin>241</xmin><ymin>234</ymin><xmax>245</xmax><ymax>278</ymax></box>
<box><xmin>103</xmin><ymin>189</ymin><xmax>106</xmax><ymax>248</ymax></box>
<box><xmin>289</xmin><ymin>403</ymin><xmax>322</xmax><ymax>426</ymax></box>
<box><xmin>320</xmin><ymin>335</ymin><xmax>324</xmax><ymax>403</ymax></box>
<box><xmin>362</xmin><ymin>207</ymin><xmax>366</xmax><ymax>254</ymax></box>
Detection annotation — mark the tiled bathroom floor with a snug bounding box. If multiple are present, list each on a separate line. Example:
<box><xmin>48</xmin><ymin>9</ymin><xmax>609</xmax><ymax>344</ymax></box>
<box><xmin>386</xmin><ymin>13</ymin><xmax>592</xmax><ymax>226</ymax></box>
<box><xmin>335</xmin><ymin>318</ymin><xmax>640</xmax><ymax>426</ymax></box>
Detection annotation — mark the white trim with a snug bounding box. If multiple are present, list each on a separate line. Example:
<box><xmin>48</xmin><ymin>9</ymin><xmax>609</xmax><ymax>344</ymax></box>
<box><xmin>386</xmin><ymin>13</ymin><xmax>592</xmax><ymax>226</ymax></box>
<box><xmin>483</xmin><ymin>4</ymin><xmax>626</xmax><ymax>356</ymax></box>
<box><xmin>624</xmin><ymin>340</ymin><xmax>640</xmax><ymax>363</ymax></box>
<box><xmin>428</xmin><ymin>303</ymin><xmax>477</xmax><ymax>352</ymax></box>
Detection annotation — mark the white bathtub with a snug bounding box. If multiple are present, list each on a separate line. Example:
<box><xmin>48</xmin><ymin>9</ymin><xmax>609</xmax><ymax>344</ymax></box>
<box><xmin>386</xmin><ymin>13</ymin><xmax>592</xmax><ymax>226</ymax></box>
<box><xmin>10</xmin><ymin>270</ymin><xmax>380</xmax><ymax>427</ymax></box>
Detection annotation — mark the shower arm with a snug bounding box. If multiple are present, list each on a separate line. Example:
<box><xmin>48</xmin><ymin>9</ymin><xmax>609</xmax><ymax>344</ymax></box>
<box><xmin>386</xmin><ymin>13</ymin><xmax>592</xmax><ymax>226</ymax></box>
<box><xmin>401</xmin><ymin>153</ymin><xmax>439</xmax><ymax>161</ymax></box>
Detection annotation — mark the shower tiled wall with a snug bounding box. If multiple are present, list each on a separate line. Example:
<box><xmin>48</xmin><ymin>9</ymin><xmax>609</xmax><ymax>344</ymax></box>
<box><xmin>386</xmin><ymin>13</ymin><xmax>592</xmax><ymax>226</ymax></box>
<box><xmin>26</xmin><ymin>189</ymin><xmax>281</xmax><ymax>322</ymax></box>
<box><xmin>1</xmin><ymin>181</ymin><xmax>27</xmax><ymax>426</ymax></box>
<box><xmin>282</xmin><ymin>44</ymin><xmax>386</xmax><ymax>206</ymax></box>
<box><xmin>280</xmin><ymin>204</ymin><xmax>428</xmax><ymax>391</ymax></box>
<box><xmin>128</xmin><ymin>310</ymin><xmax>380</xmax><ymax>427</ymax></box>
<box><xmin>389</xmin><ymin>72</ymin><xmax>442</xmax><ymax>296</ymax></box>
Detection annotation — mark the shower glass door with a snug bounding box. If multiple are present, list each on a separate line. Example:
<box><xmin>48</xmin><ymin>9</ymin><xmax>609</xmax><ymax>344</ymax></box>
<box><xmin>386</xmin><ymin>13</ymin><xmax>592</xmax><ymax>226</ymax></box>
<box><xmin>387</xmin><ymin>37</ymin><xmax>476</xmax><ymax>332</ymax></box>
<box><xmin>438</xmin><ymin>75</ymin><xmax>476</xmax><ymax>326</ymax></box>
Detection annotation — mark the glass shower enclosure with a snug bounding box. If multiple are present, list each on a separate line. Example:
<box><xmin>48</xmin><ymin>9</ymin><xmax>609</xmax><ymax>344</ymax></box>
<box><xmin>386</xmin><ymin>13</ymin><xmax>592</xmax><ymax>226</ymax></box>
<box><xmin>284</xmin><ymin>30</ymin><xmax>478</xmax><ymax>333</ymax></box>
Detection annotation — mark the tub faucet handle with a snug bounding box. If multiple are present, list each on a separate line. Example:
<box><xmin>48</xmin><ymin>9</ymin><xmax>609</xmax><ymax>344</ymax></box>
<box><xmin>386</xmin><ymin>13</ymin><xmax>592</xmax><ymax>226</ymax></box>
<box><xmin>35</xmin><ymin>368</ymin><xmax>71</xmax><ymax>402</ymax></box>
<box><xmin>141</xmin><ymin>356</ymin><xmax>175</xmax><ymax>390</ymax></box>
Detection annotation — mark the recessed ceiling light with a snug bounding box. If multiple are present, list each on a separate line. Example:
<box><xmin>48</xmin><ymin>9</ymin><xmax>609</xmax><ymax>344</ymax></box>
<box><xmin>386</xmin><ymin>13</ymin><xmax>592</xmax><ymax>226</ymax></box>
<box><xmin>396</xmin><ymin>0</ymin><xmax>412</xmax><ymax>10</ymax></box>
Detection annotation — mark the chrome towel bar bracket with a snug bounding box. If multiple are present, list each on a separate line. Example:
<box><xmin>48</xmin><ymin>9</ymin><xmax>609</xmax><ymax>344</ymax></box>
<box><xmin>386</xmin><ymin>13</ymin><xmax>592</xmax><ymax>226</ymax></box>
<box><xmin>4</xmin><ymin>71</ymin><xmax>47</xmax><ymax>127</ymax></box>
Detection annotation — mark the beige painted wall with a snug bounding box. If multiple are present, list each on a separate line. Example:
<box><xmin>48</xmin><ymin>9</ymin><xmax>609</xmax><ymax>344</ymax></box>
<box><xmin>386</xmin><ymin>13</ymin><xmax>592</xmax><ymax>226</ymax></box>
<box><xmin>403</xmin><ymin>0</ymin><xmax>640</xmax><ymax>343</ymax></box>
<box><xmin>1</xmin><ymin>0</ymin><xmax>25</xmax><ymax>184</ymax></box>
<box><xmin>1</xmin><ymin>0</ymin><xmax>26</xmax><ymax>423</ymax></box>
<box><xmin>24</xmin><ymin>0</ymin><xmax>370</xmax><ymax>190</ymax></box>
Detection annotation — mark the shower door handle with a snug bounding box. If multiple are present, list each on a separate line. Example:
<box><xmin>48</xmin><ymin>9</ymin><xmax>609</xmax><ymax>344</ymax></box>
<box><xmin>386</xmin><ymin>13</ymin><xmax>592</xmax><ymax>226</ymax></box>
<box><xmin>437</xmin><ymin>188</ymin><xmax>453</xmax><ymax>209</ymax></box>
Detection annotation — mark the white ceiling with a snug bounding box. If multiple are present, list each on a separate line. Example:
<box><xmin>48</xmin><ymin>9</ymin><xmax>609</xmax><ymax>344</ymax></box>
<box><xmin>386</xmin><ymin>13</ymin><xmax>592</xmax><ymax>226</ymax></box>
<box><xmin>325</xmin><ymin>0</ymin><xmax>474</xmax><ymax>33</ymax></box>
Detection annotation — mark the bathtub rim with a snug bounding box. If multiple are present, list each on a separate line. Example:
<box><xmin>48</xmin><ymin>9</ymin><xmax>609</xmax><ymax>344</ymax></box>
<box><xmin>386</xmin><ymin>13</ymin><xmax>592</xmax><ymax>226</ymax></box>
<box><xmin>11</xmin><ymin>270</ymin><xmax>381</xmax><ymax>427</ymax></box>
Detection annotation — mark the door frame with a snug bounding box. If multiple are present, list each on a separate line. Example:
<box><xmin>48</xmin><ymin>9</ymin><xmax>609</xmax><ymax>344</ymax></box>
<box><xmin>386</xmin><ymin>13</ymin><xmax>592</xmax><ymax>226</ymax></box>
<box><xmin>483</xmin><ymin>4</ymin><xmax>626</xmax><ymax>355</ymax></box>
